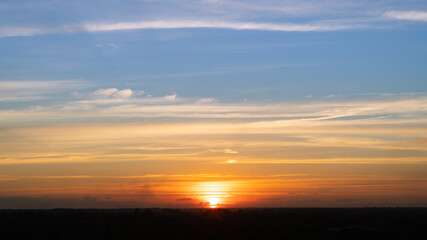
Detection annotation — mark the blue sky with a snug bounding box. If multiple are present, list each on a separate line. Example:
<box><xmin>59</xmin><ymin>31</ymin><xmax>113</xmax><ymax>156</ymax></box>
<box><xmin>1</xmin><ymin>0</ymin><xmax>427</xmax><ymax>107</ymax></box>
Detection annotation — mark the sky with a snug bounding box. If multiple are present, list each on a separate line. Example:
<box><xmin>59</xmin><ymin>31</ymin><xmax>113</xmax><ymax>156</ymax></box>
<box><xmin>0</xmin><ymin>0</ymin><xmax>427</xmax><ymax>208</ymax></box>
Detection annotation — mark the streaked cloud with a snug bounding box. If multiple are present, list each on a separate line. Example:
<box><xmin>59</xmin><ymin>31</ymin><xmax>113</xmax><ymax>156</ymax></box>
<box><xmin>1</xmin><ymin>89</ymin><xmax>426</xmax><ymax>122</ymax></box>
<box><xmin>0</xmin><ymin>172</ymin><xmax>425</xmax><ymax>207</ymax></box>
<box><xmin>0</xmin><ymin>20</ymin><xmax>361</xmax><ymax>38</ymax></box>
<box><xmin>0</xmin><ymin>80</ymin><xmax>84</xmax><ymax>102</ymax></box>
<box><xmin>1</xmin><ymin>1</ymin><xmax>426</xmax><ymax>38</ymax></box>
<box><xmin>224</xmin><ymin>148</ymin><xmax>238</xmax><ymax>154</ymax></box>
<box><xmin>383</xmin><ymin>11</ymin><xmax>427</xmax><ymax>22</ymax></box>
<box><xmin>91</xmin><ymin>88</ymin><xmax>133</xmax><ymax>99</ymax></box>
<box><xmin>209</xmin><ymin>148</ymin><xmax>239</xmax><ymax>154</ymax></box>
<box><xmin>0</xmin><ymin>80</ymin><xmax>81</xmax><ymax>91</ymax></box>
<box><xmin>91</xmin><ymin>88</ymin><xmax>121</xmax><ymax>98</ymax></box>
<box><xmin>1</xmin><ymin>91</ymin><xmax>426</xmax><ymax>167</ymax></box>
<box><xmin>83</xmin><ymin>20</ymin><xmax>359</xmax><ymax>33</ymax></box>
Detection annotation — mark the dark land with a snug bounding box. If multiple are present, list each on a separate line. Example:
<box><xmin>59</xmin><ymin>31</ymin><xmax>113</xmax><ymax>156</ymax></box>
<box><xmin>1</xmin><ymin>208</ymin><xmax>426</xmax><ymax>239</ymax></box>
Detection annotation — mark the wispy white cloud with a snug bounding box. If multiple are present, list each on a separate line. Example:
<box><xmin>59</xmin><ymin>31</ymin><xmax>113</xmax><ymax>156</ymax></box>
<box><xmin>0</xmin><ymin>20</ymin><xmax>361</xmax><ymax>38</ymax></box>
<box><xmin>0</xmin><ymin>25</ymin><xmax>85</xmax><ymax>38</ymax></box>
<box><xmin>209</xmin><ymin>148</ymin><xmax>239</xmax><ymax>154</ymax></box>
<box><xmin>184</xmin><ymin>0</ymin><xmax>366</xmax><ymax>17</ymax></box>
<box><xmin>1</xmin><ymin>88</ymin><xmax>427</xmax><ymax>123</ymax></box>
<box><xmin>83</xmin><ymin>20</ymin><xmax>360</xmax><ymax>33</ymax></box>
<box><xmin>0</xmin><ymin>96</ymin><xmax>47</xmax><ymax>102</ymax></box>
<box><xmin>58</xmin><ymin>91</ymin><xmax>181</xmax><ymax>112</ymax></box>
<box><xmin>113</xmin><ymin>89</ymin><xmax>133</xmax><ymax>99</ymax></box>
<box><xmin>95</xmin><ymin>43</ymin><xmax>119</xmax><ymax>48</ymax></box>
<box><xmin>0</xmin><ymin>27</ymin><xmax>45</xmax><ymax>38</ymax></box>
<box><xmin>91</xmin><ymin>88</ymin><xmax>120</xmax><ymax>98</ymax></box>
<box><xmin>0</xmin><ymin>80</ymin><xmax>83</xmax><ymax>102</ymax></box>
<box><xmin>224</xmin><ymin>148</ymin><xmax>238</xmax><ymax>154</ymax></box>
<box><xmin>1</xmin><ymin>1</ymin><xmax>425</xmax><ymax>38</ymax></box>
<box><xmin>91</xmin><ymin>88</ymin><xmax>133</xmax><ymax>99</ymax></box>
<box><xmin>0</xmin><ymin>80</ymin><xmax>81</xmax><ymax>90</ymax></box>
<box><xmin>196</xmin><ymin>98</ymin><xmax>217</xmax><ymax>104</ymax></box>
<box><xmin>383</xmin><ymin>11</ymin><xmax>427</xmax><ymax>22</ymax></box>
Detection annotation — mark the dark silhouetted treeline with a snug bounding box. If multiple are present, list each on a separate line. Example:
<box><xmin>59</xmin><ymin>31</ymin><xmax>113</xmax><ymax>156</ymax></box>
<box><xmin>1</xmin><ymin>208</ymin><xmax>426</xmax><ymax>239</ymax></box>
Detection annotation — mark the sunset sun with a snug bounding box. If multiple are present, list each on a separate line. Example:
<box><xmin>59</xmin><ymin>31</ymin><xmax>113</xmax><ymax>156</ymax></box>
<box><xmin>193</xmin><ymin>182</ymin><xmax>233</xmax><ymax>208</ymax></box>
<box><xmin>206</xmin><ymin>197</ymin><xmax>222</xmax><ymax>208</ymax></box>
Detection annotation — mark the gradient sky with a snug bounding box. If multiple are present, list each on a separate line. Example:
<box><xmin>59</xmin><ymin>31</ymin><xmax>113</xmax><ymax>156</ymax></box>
<box><xmin>0</xmin><ymin>0</ymin><xmax>427</xmax><ymax>208</ymax></box>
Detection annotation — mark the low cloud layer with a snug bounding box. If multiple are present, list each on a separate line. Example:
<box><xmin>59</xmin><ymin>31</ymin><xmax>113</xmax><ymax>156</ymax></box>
<box><xmin>0</xmin><ymin>196</ymin><xmax>142</xmax><ymax>209</ymax></box>
<box><xmin>1</xmin><ymin>88</ymin><xmax>426</xmax><ymax>123</ymax></box>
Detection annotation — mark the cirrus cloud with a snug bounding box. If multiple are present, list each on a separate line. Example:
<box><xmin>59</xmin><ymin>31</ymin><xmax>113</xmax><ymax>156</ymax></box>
<box><xmin>383</xmin><ymin>11</ymin><xmax>427</xmax><ymax>22</ymax></box>
<box><xmin>91</xmin><ymin>88</ymin><xmax>133</xmax><ymax>99</ymax></box>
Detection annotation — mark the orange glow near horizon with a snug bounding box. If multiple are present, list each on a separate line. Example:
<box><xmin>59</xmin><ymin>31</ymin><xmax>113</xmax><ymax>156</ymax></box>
<box><xmin>194</xmin><ymin>182</ymin><xmax>232</xmax><ymax>208</ymax></box>
<box><xmin>1</xmin><ymin>118</ymin><xmax>427</xmax><ymax>208</ymax></box>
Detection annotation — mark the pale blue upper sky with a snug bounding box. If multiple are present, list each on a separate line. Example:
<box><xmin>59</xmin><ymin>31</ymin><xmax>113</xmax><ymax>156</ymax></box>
<box><xmin>0</xmin><ymin>0</ymin><xmax>426</xmax><ymax>113</ymax></box>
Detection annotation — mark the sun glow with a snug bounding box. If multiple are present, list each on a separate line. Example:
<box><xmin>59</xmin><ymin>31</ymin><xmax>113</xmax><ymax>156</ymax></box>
<box><xmin>206</xmin><ymin>197</ymin><xmax>222</xmax><ymax>208</ymax></box>
<box><xmin>193</xmin><ymin>182</ymin><xmax>234</xmax><ymax>208</ymax></box>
